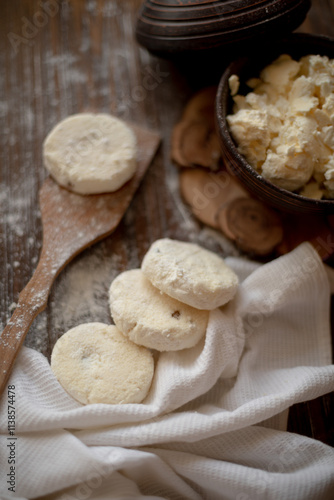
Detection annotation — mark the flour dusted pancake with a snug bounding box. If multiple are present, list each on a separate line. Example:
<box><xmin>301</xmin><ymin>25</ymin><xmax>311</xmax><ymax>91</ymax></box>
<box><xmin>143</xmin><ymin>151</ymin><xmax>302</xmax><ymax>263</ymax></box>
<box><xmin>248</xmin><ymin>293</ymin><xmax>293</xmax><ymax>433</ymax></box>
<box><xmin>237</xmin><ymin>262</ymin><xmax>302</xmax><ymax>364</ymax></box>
<box><xmin>141</xmin><ymin>238</ymin><xmax>239</xmax><ymax>310</ymax></box>
<box><xmin>43</xmin><ymin>113</ymin><xmax>136</xmax><ymax>194</ymax></box>
<box><xmin>109</xmin><ymin>269</ymin><xmax>209</xmax><ymax>351</ymax></box>
<box><xmin>51</xmin><ymin>322</ymin><xmax>154</xmax><ymax>405</ymax></box>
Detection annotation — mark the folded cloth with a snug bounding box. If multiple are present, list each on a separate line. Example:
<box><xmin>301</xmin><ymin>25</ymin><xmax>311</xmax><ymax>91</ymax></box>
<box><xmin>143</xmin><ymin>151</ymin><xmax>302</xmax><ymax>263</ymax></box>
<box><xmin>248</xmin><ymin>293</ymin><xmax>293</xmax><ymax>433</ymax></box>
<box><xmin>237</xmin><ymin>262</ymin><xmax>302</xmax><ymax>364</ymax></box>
<box><xmin>0</xmin><ymin>243</ymin><xmax>333</xmax><ymax>499</ymax></box>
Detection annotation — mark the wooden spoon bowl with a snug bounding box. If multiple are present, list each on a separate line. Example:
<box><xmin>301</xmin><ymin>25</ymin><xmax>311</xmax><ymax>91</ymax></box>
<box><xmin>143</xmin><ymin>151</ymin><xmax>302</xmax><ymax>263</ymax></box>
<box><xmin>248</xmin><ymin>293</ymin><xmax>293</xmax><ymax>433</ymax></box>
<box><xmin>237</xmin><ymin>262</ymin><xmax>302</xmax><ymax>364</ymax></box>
<box><xmin>0</xmin><ymin>124</ymin><xmax>160</xmax><ymax>394</ymax></box>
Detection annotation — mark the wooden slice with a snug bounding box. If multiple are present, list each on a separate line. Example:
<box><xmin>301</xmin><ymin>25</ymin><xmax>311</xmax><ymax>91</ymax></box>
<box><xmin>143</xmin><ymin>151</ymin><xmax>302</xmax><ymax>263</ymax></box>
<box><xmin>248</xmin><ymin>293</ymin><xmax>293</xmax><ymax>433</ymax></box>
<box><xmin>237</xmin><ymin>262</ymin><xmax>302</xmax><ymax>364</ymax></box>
<box><xmin>173</xmin><ymin>120</ymin><xmax>221</xmax><ymax>170</ymax></box>
<box><xmin>180</xmin><ymin>168</ymin><xmax>249</xmax><ymax>228</ymax></box>
<box><xmin>175</xmin><ymin>85</ymin><xmax>333</xmax><ymax>260</ymax></box>
<box><xmin>172</xmin><ymin>87</ymin><xmax>221</xmax><ymax>170</ymax></box>
<box><xmin>218</xmin><ymin>197</ymin><xmax>283</xmax><ymax>255</ymax></box>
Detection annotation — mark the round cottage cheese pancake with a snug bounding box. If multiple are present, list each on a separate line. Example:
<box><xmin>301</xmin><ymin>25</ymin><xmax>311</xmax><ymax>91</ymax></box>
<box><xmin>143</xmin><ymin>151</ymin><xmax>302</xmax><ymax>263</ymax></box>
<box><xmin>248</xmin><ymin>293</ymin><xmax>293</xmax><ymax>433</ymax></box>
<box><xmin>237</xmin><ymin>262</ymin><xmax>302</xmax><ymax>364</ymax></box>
<box><xmin>141</xmin><ymin>238</ymin><xmax>239</xmax><ymax>310</ymax></box>
<box><xmin>109</xmin><ymin>269</ymin><xmax>209</xmax><ymax>351</ymax></box>
<box><xmin>51</xmin><ymin>322</ymin><xmax>154</xmax><ymax>405</ymax></box>
<box><xmin>43</xmin><ymin>113</ymin><xmax>137</xmax><ymax>194</ymax></box>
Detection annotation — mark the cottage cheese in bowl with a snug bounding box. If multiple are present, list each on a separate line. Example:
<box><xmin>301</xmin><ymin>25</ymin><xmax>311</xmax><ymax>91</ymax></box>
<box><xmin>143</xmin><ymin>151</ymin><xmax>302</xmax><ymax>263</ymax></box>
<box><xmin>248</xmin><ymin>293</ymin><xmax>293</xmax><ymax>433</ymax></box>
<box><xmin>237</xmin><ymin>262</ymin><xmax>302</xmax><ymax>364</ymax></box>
<box><xmin>227</xmin><ymin>53</ymin><xmax>334</xmax><ymax>199</ymax></box>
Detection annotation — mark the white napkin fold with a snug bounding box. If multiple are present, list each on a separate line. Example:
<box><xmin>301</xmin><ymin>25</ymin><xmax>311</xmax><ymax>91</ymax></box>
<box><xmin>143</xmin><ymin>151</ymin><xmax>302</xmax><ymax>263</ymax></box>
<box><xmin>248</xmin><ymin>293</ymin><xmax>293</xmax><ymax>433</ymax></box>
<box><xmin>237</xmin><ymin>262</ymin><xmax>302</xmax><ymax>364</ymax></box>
<box><xmin>0</xmin><ymin>242</ymin><xmax>333</xmax><ymax>499</ymax></box>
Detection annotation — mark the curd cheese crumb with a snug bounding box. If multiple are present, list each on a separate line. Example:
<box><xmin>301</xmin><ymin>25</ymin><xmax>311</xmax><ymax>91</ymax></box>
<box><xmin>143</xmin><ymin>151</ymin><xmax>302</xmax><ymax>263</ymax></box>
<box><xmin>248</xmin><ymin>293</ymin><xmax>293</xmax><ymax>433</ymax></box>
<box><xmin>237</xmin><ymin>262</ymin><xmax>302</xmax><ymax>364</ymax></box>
<box><xmin>227</xmin><ymin>53</ymin><xmax>334</xmax><ymax>199</ymax></box>
<box><xmin>300</xmin><ymin>180</ymin><xmax>324</xmax><ymax>200</ymax></box>
<box><xmin>228</xmin><ymin>74</ymin><xmax>240</xmax><ymax>96</ymax></box>
<box><xmin>260</xmin><ymin>54</ymin><xmax>300</xmax><ymax>89</ymax></box>
<box><xmin>227</xmin><ymin>109</ymin><xmax>271</xmax><ymax>168</ymax></box>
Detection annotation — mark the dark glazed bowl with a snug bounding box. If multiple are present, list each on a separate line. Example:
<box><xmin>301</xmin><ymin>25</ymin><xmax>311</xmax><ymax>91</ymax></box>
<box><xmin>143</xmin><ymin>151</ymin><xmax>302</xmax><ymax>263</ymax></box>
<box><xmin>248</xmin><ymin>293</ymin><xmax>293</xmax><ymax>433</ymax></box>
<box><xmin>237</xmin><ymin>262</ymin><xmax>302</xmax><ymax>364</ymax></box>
<box><xmin>216</xmin><ymin>33</ymin><xmax>334</xmax><ymax>215</ymax></box>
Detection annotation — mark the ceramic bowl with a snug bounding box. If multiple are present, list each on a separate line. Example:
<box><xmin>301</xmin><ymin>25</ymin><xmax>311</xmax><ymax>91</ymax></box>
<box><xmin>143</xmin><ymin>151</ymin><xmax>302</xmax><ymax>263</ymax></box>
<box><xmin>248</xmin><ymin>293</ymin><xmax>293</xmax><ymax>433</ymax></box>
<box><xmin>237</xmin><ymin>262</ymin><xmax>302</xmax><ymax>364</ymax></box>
<box><xmin>136</xmin><ymin>0</ymin><xmax>310</xmax><ymax>56</ymax></box>
<box><xmin>215</xmin><ymin>33</ymin><xmax>334</xmax><ymax>214</ymax></box>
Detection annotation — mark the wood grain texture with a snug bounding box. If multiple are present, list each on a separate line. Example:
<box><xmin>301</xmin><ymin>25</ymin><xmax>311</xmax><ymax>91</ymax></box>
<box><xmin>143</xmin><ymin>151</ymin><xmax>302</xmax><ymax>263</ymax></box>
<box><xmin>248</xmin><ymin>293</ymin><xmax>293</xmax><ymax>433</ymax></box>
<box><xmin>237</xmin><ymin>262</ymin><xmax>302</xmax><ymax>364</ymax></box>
<box><xmin>0</xmin><ymin>0</ymin><xmax>333</xmax><ymax>445</ymax></box>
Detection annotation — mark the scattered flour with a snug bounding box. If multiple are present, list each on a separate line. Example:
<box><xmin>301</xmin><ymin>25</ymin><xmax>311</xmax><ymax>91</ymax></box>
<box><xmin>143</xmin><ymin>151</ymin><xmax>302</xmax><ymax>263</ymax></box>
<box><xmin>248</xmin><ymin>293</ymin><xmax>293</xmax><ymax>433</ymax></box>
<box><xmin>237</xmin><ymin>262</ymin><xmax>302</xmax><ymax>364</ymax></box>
<box><xmin>50</xmin><ymin>245</ymin><xmax>124</xmax><ymax>333</ymax></box>
<box><xmin>0</xmin><ymin>184</ymin><xmax>40</xmax><ymax>235</ymax></box>
<box><xmin>24</xmin><ymin>314</ymin><xmax>49</xmax><ymax>353</ymax></box>
<box><xmin>0</xmin><ymin>101</ymin><xmax>8</xmax><ymax>117</ymax></box>
<box><xmin>24</xmin><ymin>242</ymin><xmax>131</xmax><ymax>355</ymax></box>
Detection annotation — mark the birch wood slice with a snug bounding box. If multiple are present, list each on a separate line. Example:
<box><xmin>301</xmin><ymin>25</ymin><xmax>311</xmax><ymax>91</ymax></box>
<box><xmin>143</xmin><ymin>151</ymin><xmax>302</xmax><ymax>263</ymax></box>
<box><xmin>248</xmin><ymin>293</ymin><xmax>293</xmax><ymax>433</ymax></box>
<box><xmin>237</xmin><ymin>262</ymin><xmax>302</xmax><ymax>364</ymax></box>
<box><xmin>179</xmin><ymin>168</ymin><xmax>249</xmax><ymax>228</ymax></box>
<box><xmin>218</xmin><ymin>197</ymin><xmax>283</xmax><ymax>256</ymax></box>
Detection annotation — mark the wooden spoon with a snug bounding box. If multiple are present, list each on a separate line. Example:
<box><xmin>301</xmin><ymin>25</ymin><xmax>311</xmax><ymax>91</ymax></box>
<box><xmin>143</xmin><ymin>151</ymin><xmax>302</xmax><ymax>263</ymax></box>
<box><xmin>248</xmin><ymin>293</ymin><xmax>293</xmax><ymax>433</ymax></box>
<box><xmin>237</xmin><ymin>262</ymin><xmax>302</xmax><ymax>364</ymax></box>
<box><xmin>0</xmin><ymin>124</ymin><xmax>160</xmax><ymax>395</ymax></box>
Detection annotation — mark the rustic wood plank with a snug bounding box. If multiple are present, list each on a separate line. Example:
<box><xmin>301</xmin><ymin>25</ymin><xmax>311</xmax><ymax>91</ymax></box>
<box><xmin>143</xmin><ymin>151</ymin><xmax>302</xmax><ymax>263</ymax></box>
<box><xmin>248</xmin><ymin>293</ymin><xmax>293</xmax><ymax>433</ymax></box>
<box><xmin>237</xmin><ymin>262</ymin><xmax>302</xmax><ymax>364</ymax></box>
<box><xmin>0</xmin><ymin>0</ymin><xmax>333</xmax><ymax>445</ymax></box>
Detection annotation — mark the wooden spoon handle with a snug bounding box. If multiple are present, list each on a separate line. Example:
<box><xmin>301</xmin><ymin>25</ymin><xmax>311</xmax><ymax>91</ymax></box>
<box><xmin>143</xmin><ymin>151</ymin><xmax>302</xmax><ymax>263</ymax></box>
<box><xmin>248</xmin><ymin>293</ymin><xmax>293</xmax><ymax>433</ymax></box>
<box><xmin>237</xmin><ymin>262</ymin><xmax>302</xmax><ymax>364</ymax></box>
<box><xmin>0</xmin><ymin>254</ymin><xmax>56</xmax><ymax>395</ymax></box>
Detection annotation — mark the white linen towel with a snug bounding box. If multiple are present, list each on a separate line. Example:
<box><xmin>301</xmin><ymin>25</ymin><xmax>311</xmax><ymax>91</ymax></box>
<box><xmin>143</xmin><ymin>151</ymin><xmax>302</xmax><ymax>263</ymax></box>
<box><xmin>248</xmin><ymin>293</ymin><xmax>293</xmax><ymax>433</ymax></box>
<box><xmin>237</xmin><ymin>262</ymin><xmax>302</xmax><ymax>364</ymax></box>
<box><xmin>0</xmin><ymin>242</ymin><xmax>333</xmax><ymax>499</ymax></box>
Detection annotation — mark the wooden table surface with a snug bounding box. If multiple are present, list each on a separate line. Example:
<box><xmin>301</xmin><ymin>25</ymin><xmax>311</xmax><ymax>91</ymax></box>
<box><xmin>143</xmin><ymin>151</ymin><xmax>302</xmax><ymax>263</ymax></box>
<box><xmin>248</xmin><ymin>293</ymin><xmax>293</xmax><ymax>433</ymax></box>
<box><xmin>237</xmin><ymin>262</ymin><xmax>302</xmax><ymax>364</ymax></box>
<box><xmin>0</xmin><ymin>0</ymin><xmax>333</xmax><ymax>446</ymax></box>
